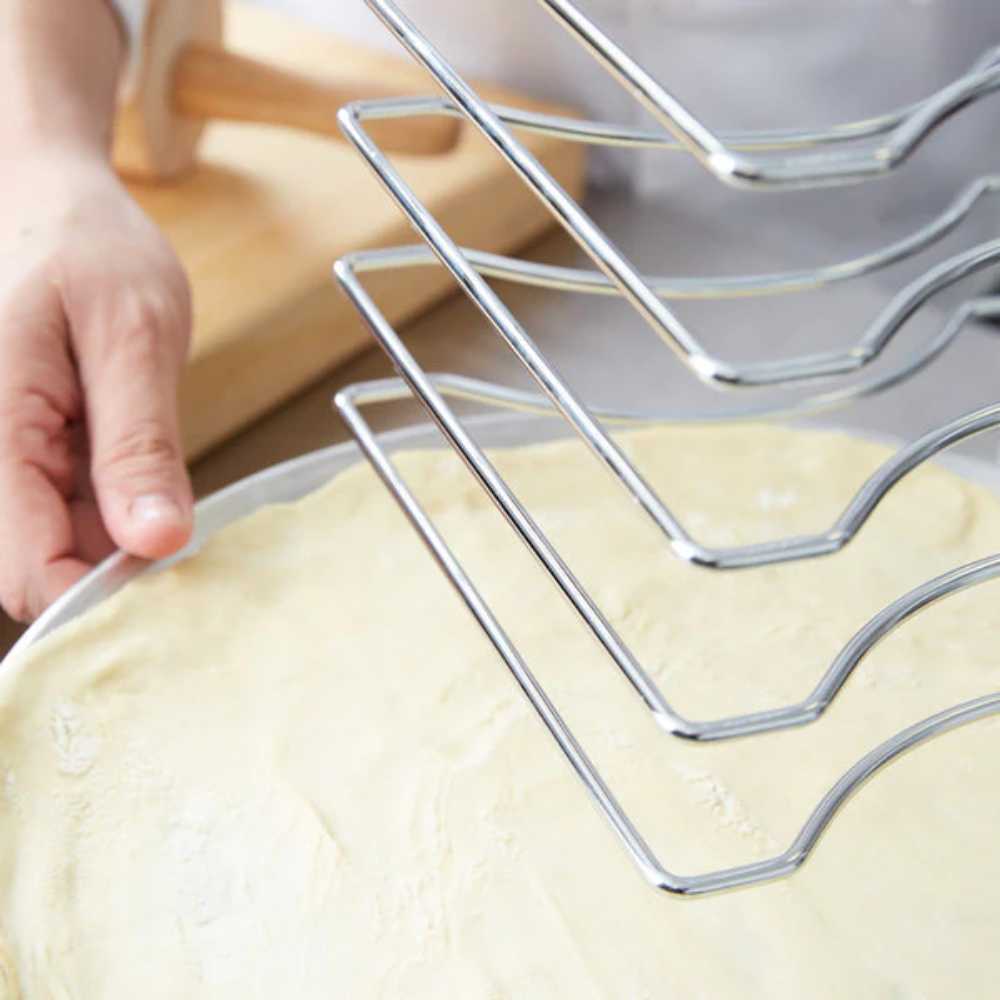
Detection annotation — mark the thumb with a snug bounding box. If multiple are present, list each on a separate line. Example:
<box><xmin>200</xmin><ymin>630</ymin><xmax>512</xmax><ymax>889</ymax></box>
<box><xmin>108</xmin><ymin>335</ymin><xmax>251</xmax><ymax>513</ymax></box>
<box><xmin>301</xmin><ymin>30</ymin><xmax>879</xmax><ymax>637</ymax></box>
<box><xmin>76</xmin><ymin>290</ymin><xmax>194</xmax><ymax>561</ymax></box>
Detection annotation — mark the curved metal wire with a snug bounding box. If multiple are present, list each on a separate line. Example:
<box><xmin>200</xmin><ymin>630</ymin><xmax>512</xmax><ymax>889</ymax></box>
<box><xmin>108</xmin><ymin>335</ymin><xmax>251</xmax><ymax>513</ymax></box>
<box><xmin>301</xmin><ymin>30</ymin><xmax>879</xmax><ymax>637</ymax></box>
<box><xmin>356</xmin><ymin>45</ymin><xmax>1000</xmax><ymax>156</ymax></box>
<box><xmin>334</xmin><ymin>0</ymin><xmax>1000</xmax><ymax>896</ymax></box>
<box><xmin>336</xmin><ymin>234</ymin><xmax>1000</xmax><ymax>573</ymax></box>
<box><xmin>341</xmin><ymin>226</ymin><xmax>1000</xmax><ymax>416</ymax></box>
<box><xmin>335</xmin><ymin>378</ymin><xmax>1000</xmax><ymax>895</ymax></box>
<box><xmin>341</xmin><ymin>82</ymin><xmax>1000</xmax><ymax>390</ymax></box>
<box><xmin>343</xmin><ymin>175</ymin><xmax>1000</xmax><ymax>300</ymax></box>
<box><xmin>328</xmin><ymin>284</ymin><xmax>1000</xmax><ymax>428</ymax></box>
<box><xmin>336</xmin><ymin>363</ymin><xmax>1000</xmax><ymax>731</ymax></box>
<box><xmin>536</xmin><ymin>0</ymin><xmax>1000</xmax><ymax>188</ymax></box>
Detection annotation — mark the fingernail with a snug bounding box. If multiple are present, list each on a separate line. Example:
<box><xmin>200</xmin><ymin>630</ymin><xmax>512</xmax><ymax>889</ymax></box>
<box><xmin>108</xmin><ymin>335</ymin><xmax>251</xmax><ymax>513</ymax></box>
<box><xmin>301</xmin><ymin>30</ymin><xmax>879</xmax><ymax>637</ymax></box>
<box><xmin>130</xmin><ymin>494</ymin><xmax>183</xmax><ymax>524</ymax></box>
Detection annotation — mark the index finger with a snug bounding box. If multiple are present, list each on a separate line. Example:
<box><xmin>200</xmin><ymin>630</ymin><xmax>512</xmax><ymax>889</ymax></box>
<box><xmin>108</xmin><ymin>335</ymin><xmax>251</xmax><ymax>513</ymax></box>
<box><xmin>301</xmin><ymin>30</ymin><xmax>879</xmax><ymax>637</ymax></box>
<box><xmin>0</xmin><ymin>282</ymin><xmax>91</xmax><ymax>621</ymax></box>
<box><xmin>0</xmin><ymin>454</ymin><xmax>92</xmax><ymax>622</ymax></box>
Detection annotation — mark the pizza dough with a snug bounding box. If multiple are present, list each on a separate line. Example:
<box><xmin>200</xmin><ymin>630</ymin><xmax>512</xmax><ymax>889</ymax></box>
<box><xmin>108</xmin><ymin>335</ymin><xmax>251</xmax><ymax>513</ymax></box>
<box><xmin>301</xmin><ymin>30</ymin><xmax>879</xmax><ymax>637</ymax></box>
<box><xmin>1</xmin><ymin>423</ymin><xmax>999</xmax><ymax>998</ymax></box>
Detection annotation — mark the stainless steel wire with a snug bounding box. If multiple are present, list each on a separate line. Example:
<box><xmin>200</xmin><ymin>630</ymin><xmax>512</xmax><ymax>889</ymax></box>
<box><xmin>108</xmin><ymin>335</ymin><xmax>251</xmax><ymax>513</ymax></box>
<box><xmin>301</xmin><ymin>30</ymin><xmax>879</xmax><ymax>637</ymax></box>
<box><xmin>336</xmin><ymin>100</ymin><xmax>1000</xmax><ymax>555</ymax></box>
<box><xmin>343</xmin><ymin>174</ymin><xmax>1000</xmax><ymax>301</ymax></box>
<box><xmin>340</xmin><ymin>240</ymin><xmax>1000</xmax><ymax>423</ymax></box>
<box><xmin>355</xmin><ymin>44</ymin><xmax>1000</xmax><ymax>157</ymax></box>
<box><xmin>330</xmin><ymin>0</ymin><xmax>1000</xmax><ymax>895</ymax></box>
<box><xmin>338</xmin><ymin>33</ymin><xmax>1000</xmax><ymax>390</ymax></box>
<box><xmin>537</xmin><ymin>0</ymin><xmax>1000</xmax><ymax>188</ymax></box>
<box><xmin>336</xmin><ymin>380</ymin><xmax>1000</xmax><ymax>896</ymax></box>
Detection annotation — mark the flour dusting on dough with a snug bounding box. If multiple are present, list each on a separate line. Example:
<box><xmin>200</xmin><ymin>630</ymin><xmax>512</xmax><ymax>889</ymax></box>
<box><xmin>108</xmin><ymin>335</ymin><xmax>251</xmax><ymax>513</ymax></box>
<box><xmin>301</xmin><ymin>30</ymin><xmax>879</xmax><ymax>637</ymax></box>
<box><xmin>757</xmin><ymin>487</ymin><xmax>798</xmax><ymax>512</ymax></box>
<box><xmin>50</xmin><ymin>703</ymin><xmax>99</xmax><ymax>777</ymax></box>
<box><xmin>671</xmin><ymin>761</ymin><xmax>777</xmax><ymax>851</ymax></box>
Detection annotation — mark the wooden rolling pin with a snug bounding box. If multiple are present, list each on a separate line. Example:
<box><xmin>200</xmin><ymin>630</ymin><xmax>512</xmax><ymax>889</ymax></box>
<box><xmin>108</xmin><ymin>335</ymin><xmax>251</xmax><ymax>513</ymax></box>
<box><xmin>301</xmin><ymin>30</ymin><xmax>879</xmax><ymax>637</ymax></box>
<box><xmin>113</xmin><ymin>0</ymin><xmax>459</xmax><ymax>181</ymax></box>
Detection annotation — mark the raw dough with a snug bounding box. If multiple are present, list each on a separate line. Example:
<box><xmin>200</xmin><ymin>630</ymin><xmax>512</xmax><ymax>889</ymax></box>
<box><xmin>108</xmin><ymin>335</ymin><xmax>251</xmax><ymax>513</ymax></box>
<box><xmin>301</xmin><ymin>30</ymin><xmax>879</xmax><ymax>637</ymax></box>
<box><xmin>1</xmin><ymin>424</ymin><xmax>999</xmax><ymax>998</ymax></box>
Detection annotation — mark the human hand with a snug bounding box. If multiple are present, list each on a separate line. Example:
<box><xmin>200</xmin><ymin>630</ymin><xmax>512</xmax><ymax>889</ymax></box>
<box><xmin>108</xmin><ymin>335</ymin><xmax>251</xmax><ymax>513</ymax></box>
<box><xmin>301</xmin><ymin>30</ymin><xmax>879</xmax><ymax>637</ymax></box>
<box><xmin>0</xmin><ymin>151</ymin><xmax>194</xmax><ymax>622</ymax></box>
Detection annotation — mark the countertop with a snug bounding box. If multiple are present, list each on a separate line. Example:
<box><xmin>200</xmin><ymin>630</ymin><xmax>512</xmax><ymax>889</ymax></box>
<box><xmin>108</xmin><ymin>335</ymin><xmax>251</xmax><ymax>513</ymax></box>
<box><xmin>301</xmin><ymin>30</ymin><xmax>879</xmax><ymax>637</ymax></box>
<box><xmin>4</xmin><ymin>180</ymin><xmax>1000</xmax><ymax>654</ymax></box>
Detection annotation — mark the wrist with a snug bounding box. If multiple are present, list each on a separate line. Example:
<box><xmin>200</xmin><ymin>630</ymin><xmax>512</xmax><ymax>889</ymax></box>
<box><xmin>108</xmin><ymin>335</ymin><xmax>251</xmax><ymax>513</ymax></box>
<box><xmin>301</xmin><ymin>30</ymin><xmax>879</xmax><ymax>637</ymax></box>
<box><xmin>3</xmin><ymin>133</ymin><xmax>114</xmax><ymax>178</ymax></box>
<box><xmin>0</xmin><ymin>0</ymin><xmax>125</xmax><ymax>168</ymax></box>
<box><xmin>0</xmin><ymin>142</ymin><xmax>113</xmax><ymax>184</ymax></box>
<box><xmin>0</xmin><ymin>147</ymin><xmax>124</xmax><ymax>233</ymax></box>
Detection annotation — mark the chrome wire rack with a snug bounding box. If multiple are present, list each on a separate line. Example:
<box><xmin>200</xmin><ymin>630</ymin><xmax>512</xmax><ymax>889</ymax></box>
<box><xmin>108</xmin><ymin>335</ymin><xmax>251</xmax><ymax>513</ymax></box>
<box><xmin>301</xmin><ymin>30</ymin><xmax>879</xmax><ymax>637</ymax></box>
<box><xmin>332</xmin><ymin>0</ymin><xmax>1000</xmax><ymax>895</ymax></box>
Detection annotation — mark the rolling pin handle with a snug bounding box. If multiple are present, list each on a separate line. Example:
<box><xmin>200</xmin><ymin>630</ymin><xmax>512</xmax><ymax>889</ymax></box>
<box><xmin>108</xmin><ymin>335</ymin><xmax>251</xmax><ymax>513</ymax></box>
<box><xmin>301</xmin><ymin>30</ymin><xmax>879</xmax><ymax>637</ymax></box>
<box><xmin>172</xmin><ymin>42</ymin><xmax>460</xmax><ymax>158</ymax></box>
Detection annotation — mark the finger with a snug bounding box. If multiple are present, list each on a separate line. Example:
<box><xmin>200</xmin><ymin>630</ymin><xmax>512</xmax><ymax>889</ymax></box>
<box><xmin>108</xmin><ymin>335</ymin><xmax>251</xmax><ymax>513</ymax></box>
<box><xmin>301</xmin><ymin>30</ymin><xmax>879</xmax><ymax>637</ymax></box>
<box><xmin>72</xmin><ymin>286</ymin><xmax>194</xmax><ymax>560</ymax></box>
<box><xmin>69</xmin><ymin>497</ymin><xmax>115</xmax><ymax>566</ymax></box>
<box><xmin>0</xmin><ymin>416</ymin><xmax>92</xmax><ymax>624</ymax></box>
<box><xmin>0</xmin><ymin>285</ymin><xmax>92</xmax><ymax>621</ymax></box>
<box><xmin>0</xmin><ymin>460</ymin><xmax>94</xmax><ymax>622</ymax></box>
<box><xmin>67</xmin><ymin>422</ymin><xmax>115</xmax><ymax>563</ymax></box>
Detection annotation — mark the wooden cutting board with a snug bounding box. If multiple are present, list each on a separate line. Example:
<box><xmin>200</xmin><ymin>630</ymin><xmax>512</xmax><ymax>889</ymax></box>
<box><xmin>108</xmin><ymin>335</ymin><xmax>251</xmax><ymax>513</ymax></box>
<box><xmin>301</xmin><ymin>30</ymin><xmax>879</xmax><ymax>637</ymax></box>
<box><xmin>125</xmin><ymin>3</ymin><xmax>586</xmax><ymax>460</ymax></box>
